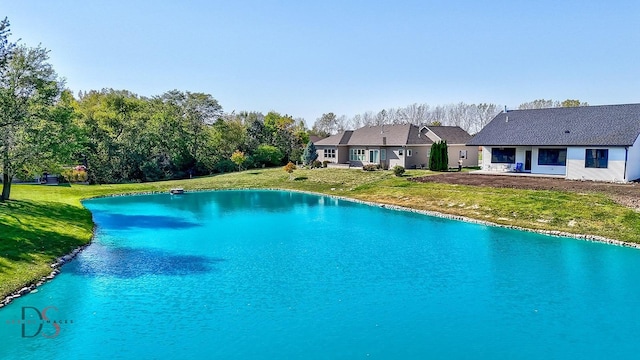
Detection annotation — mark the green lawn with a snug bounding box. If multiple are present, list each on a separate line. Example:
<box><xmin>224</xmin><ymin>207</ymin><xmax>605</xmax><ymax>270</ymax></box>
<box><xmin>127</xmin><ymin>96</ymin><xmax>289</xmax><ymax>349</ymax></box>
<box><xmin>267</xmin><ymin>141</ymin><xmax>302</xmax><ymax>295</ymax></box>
<box><xmin>1</xmin><ymin>167</ymin><xmax>640</xmax><ymax>300</ymax></box>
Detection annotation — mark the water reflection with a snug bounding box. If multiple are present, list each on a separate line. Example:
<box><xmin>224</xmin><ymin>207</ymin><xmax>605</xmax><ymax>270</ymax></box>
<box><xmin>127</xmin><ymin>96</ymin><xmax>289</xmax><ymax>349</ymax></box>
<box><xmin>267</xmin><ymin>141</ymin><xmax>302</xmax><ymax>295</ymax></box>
<box><xmin>91</xmin><ymin>212</ymin><xmax>200</xmax><ymax>230</ymax></box>
<box><xmin>67</xmin><ymin>244</ymin><xmax>224</xmax><ymax>278</ymax></box>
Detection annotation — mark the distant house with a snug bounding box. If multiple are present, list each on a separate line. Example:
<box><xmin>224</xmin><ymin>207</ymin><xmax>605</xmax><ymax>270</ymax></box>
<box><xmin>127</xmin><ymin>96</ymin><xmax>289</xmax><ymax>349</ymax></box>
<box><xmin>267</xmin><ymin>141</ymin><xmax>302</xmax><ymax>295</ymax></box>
<box><xmin>314</xmin><ymin>124</ymin><xmax>477</xmax><ymax>169</ymax></box>
<box><xmin>467</xmin><ymin>104</ymin><xmax>640</xmax><ymax>182</ymax></box>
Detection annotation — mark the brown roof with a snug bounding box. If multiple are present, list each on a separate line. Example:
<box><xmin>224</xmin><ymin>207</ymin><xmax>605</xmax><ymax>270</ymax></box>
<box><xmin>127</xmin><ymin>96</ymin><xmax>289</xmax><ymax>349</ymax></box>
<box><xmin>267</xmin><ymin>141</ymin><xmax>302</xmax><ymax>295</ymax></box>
<box><xmin>315</xmin><ymin>124</ymin><xmax>473</xmax><ymax>147</ymax></box>
<box><xmin>348</xmin><ymin>124</ymin><xmax>429</xmax><ymax>146</ymax></box>
<box><xmin>309</xmin><ymin>135</ymin><xmax>326</xmax><ymax>143</ymax></box>
<box><xmin>314</xmin><ymin>131</ymin><xmax>353</xmax><ymax>146</ymax></box>
<box><xmin>425</xmin><ymin>126</ymin><xmax>473</xmax><ymax>144</ymax></box>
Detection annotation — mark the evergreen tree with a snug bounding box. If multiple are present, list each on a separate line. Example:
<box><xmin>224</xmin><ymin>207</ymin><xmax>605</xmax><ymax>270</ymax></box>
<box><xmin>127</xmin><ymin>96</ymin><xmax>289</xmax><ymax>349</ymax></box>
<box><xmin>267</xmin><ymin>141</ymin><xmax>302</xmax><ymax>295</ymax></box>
<box><xmin>301</xmin><ymin>141</ymin><xmax>318</xmax><ymax>166</ymax></box>
<box><xmin>429</xmin><ymin>141</ymin><xmax>448</xmax><ymax>171</ymax></box>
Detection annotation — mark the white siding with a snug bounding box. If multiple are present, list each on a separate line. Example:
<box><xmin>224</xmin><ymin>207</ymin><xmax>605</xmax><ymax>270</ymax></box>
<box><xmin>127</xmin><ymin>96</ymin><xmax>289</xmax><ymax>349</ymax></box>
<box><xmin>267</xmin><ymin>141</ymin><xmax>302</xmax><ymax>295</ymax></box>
<box><xmin>483</xmin><ymin>146</ymin><xmax>522</xmax><ymax>171</ymax></box>
<box><xmin>514</xmin><ymin>148</ymin><xmax>527</xmax><ymax>166</ymax></box>
<box><xmin>531</xmin><ymin>147</ymin><xmax>566</xmax><ymax>176</ymax></box>
<box><xmin>626</xmin><ymin>136</ymin><xmax>640</xmax><ymax>181</ymax></box>
<box><xmin>566</xmin><ymin>147</ymin><xmax>626</xmax><ymax>181</ymax></box>
<box><xmin>480</xmin><ymin>147</ymin><xmax>491</xmax><ymax>169</ymax></box>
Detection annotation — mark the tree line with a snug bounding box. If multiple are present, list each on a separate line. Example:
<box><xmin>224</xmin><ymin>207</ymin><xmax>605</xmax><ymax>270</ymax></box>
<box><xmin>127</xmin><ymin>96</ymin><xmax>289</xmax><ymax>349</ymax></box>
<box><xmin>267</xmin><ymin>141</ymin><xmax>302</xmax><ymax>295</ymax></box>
<box><xmin>71</xmin><ymin>89</ymin><xmax>308</xmax><ymax>184</ymax></box>
<box><xmin>311</xmin><ymin>99</ymin><xmax>588</xmax><ymax>137</ymax></box>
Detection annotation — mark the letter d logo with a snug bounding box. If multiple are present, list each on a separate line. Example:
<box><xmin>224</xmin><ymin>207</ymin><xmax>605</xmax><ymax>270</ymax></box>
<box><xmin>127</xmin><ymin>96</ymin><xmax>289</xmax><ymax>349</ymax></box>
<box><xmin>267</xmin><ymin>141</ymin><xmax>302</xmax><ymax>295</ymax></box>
<box><xmin>21</xmin><ymin>307</ymin><xmax>43</xmax><ymax>338</ymax></box>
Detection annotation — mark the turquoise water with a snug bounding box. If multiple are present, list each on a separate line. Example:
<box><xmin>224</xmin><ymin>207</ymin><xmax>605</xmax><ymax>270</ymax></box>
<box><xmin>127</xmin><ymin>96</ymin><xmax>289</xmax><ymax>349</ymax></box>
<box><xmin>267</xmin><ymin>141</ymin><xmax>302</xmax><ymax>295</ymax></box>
<box><xmin>2</xmin><ymin>190</ymin><xmax>640</xmax><ymax>359</ymax></box>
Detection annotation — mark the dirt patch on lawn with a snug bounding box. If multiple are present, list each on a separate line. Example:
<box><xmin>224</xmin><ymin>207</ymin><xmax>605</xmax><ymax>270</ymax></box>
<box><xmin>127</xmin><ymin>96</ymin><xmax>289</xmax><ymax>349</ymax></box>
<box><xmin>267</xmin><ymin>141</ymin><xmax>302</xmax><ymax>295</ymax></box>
<box><xmin>410</xmin><ymin>172</ymin><xmax>640</xmax><ymax>210</ymax></box>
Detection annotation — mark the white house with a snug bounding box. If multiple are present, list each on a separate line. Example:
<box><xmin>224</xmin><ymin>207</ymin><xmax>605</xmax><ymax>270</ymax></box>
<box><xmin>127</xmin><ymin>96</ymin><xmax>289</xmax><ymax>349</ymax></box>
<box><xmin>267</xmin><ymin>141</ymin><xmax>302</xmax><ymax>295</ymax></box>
<box><xmin>467</xmin><ymin>104</ymin><xmax>640</xmax><ymax>182</ymax></box>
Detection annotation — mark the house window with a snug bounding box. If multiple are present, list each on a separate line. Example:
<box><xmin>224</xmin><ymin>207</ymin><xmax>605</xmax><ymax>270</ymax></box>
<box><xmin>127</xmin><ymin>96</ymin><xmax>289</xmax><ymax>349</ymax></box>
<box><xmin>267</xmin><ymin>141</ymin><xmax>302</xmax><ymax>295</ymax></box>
<box><xmin>381</xmin><ymin>149</ymin><xmax>386</xmax><ymax>161</ymax></box>
<box><xmin>407</xmin><ymin>149</ymin><xmax>413</xmax><ymax>157</ymax></box>
<box><xmin>350</xmin><ymin>148</ymin><xmax>366</xmax><ymax>161</ymax></box>
<box><xmin>491</xmin><ymin>148</ymin><xmax>516</xmax><ymax>163</ymax></box>
<box><xmin>398</xmin><ymin>149</ymin><xmax>404</xmax><ymax>156</ymax></box>
<box><xmin>538</xmin><ymin>148</ymin><xmax>567</xmax><ymax>166</ymax></box>
<box><xmin>369</xmin><ymin>150</ymin><xmax>379</xmax><ymax>163</ymax></box>
<box><xmin>323</xmin><ymin>149</ymin><xmax>335</xmax><ymax>158</ymax></box>
<box><xmin>459</xmin><ymin>150</ymin><xmax>467</xmax><ymax>159</ymax></box>
<box><xmin>585</xmin><ymin>149</ymin><xmax>608</xmax><ymax>168</ymax></box>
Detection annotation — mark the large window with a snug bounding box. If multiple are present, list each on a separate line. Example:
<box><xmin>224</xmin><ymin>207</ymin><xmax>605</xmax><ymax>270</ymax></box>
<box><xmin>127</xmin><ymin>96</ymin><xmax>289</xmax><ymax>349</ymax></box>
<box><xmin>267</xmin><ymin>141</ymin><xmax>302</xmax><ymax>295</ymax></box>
<box><xmin>538</xmin><ymin>148</ymin><xmax>567</xmax><ymax>166</ymax></box>
<box><xmin>323</xmin><ymin>149</ymin><xmax>335</xmax><ymax>159</ymax></box>
<box><xmin>585</xmin><ymin>149</ymin><xmax>608</xmax><ymax>168</ymax></box>
<box><xmin>491</xmin><ymin>148</ymin><xmax>515</xmax><ymax>163</ymax></box>
<box><xmin>350</xmin><ymin>148</ymin><xmax>366</xmax><ymax>161</ymax></box>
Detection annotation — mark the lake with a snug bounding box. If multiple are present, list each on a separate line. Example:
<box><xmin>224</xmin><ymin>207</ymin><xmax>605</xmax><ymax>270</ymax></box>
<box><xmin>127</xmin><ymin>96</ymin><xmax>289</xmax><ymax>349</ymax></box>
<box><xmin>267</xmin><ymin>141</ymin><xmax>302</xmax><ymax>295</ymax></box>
<box><xmin>2</xmin><ymin>190</ymin><xmax>640</xmax><ymax>359</ymax></box>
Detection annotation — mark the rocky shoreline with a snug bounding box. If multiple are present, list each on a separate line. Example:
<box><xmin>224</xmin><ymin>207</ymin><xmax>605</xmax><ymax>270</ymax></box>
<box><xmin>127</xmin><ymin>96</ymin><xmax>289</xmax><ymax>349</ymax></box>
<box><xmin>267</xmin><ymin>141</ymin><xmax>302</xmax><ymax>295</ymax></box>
<box><xmin>0</xmin><ymin>243</ymin><xmax>92</xmax><ymax>309</ymax></box>
<box><xmin>2</xmin><ymin>187</ymin><xmax>638</xmax><ymax>309</ymax></box>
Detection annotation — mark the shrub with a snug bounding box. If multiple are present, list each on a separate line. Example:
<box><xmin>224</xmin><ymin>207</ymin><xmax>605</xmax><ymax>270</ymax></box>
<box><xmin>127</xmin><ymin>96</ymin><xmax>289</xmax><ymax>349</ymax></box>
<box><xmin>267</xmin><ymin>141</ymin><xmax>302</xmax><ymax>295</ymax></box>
<box><xmin>230</xmin><ymin>150</ymin><xmax>247</xmax><ymax>171</ymax></box>
<box><xmin>392</xmin><ymin>165</ymin><xmax>405</xmax><ymax>176</ymax></box>
<box><xmin>214</xmin><ymin>159</ymin><xmax>236</xmax><ymax>173</ymax></box>
<box><xmin>312</xmin><ymin>160</ymin><xmax>323</xmax><ymax>169</ymax></box>
<box><xmin>61</xmin><ymin>169</ymin><xmax>89</xmax><ymax>183</ymax></box>
<box><xmin>363</xmin><ymin>164</ymin><xmax>380</xmax><ymax>171</ymax></box>
<box><xmin>253</xmin><ymin>145</ymin><xmax>283</xmax><ymax>167</ymax></box>
<box><xmin>322</xmin><ymin>160</ymin><xmax>330</xmax><ymax>168</ymax></box>
<box><xmin>283</xmin><ymin>161</ymin><xmax>297</xmax><ymax>180</ymax></box>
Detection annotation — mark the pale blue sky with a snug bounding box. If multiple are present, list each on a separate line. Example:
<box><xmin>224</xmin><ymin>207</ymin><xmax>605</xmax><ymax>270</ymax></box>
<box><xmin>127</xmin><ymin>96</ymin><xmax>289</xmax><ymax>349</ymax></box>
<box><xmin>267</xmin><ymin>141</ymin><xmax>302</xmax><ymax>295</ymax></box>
<box><xmin>3</xmin><ymin>0</ymin><xmax>639</xmax><ymax>124</ymax></box>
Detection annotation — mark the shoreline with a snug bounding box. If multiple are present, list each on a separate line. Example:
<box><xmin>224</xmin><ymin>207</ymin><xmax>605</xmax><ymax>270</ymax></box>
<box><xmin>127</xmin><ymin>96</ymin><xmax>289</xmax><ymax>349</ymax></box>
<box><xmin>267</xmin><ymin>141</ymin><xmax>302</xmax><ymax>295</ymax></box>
<box><xmin>2</xmin><ymin>187</ymin><xmax>638</xmax><ymax>309</ymax></box>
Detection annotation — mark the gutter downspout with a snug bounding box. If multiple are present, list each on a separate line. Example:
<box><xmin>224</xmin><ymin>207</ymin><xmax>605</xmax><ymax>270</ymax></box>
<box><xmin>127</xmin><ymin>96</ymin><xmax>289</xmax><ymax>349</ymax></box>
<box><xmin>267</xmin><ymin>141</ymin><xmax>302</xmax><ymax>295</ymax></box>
<box><xmin>624</xmin><ymin>147</ymin><xmax>628</xmax><ymax>181</ymax></box>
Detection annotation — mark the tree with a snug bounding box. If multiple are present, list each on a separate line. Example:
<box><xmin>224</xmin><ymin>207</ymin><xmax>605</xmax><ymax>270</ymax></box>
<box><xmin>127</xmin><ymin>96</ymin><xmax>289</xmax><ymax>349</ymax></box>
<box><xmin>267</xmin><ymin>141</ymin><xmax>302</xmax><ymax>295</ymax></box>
<box><xmin>253</xmin><ymin>144</ymin><xmax>283</xmax><ymax>167</ymax></box>
<box><xmin>75</xmin><ymin>89</ymin><xmax>150</xmax><ymax>183</ymax></box>
<box><xmin>283</xmin><ymin>161</ymin><xmax>296</xmax><ymax>180</ymax></box>
<box><xmin>301</xmin><ymin>141</ymin><xmax>318</xmax><ymax>166</ymax></box>
<box><xmin>311</xmin><ymin>112</ymin><xmax>338</xmax><ymax>137</ymax></box>
<box><xmin>0</xmin><ymin>17</ymin><xmax>15</xmax><ymax>73</ymax></box>
<box><xmin>243</xmin><ymin>111</ymin><xmax>266</xmax><ymax>153</ymax></box>
<box><xmin>230</xmin><ymin>150</ymin><xmax>247</xmax><ymax>171</ymax></box>
<box><xmin>161</xmin><ymin>90</ymin><xmax>223</xmax><ymax>171</ymax></box>
<box><xmin>263</xmin><ymin>111</ymin><xmax>301</xmax><ymax>162</ymax></box>
<box><xmin>473</xmin><ymin>103</ymin><xmax>499</xmax><ymax>134</ymax></box>
<box><xmin>561</xmin><ymin>99</ymin><xmax>587</xmax><ymax>107</ymax></box>
<box><xmin>518</xmin><ymin>99</ymin><xmax>556</xmax><ymax>110</ymax></box>
<box><xmin>0</xmin><ymin>45</ymin><xmax>64</xmax><ymax>200</ymax></box>
<box><xmin>429</xmin><ymin>140</ymin><xmax>448</xmax><ymax>171</ymax></box>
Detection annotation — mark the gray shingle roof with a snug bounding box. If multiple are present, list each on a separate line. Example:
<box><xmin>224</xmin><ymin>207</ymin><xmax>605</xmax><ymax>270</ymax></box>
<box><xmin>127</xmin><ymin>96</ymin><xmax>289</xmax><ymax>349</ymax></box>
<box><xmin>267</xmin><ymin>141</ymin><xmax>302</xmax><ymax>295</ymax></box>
<box><xmin>467</xmin><ymin>104</ymin><xmax>640</xmax><ymax>146</ymax></box>
<box><xmin>426</xmin><ymin>126</ymin><xmax>473</xmax><ymax>144</ymax></box>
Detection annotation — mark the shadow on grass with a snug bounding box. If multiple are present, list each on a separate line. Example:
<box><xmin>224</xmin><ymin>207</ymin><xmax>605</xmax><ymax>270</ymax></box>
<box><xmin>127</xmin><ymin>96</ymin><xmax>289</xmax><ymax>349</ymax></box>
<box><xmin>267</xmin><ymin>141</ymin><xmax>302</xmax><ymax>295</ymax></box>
<box><xmin>294</xmin><ymin>176</ymin><xmax>308</xmax><ymax>181</ymax></box>
<box><xmin>0</xmin><ymin>199</ymin><xmax>93</xmax><ymax>273</ymax></box>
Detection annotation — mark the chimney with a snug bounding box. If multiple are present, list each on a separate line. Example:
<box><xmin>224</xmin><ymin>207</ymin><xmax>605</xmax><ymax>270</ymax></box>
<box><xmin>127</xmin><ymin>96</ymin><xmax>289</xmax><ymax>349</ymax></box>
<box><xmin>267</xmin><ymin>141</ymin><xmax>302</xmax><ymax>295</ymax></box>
<box><xmin>504</xmin><ymin>105</ymin><xmax>508</xmax><ymax>113</ymax></box>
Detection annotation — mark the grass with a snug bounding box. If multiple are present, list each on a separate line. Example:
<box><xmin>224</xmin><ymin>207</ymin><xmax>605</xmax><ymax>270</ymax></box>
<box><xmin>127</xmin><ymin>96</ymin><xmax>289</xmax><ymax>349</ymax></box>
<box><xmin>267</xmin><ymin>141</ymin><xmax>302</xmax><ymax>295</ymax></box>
<box><xmin>1</xmin><ymin>167</ymin><xmax>640</xmax><ymax>299</ymax></box>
